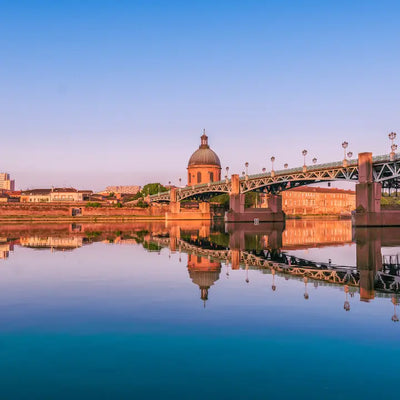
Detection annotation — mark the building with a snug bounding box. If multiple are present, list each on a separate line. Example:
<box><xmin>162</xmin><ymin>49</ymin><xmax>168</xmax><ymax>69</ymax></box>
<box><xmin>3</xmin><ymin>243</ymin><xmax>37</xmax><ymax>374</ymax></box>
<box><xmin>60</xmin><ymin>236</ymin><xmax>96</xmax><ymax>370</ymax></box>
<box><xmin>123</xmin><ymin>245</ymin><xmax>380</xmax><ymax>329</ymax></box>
<box><xmin>0</xmin><ymin>173</ymin><xmax>15</xmax><ymax>191</ymax></box>
<box><xmin>281</xmin><ymin>186</ymin><xmax>356</xmax><ymax>216</ymax></box>
<box><xmin>105</xmin><ymin>185</ymin><xmax>141</xmax><ymax>195</ymax></box>
<box><xmin>20</xmin><ymin>188</ymin><xmax>92</xmax><ymax>203</ymax></box>
<box><xmin>187</xmin><ymin>130</ymin><xmax>221</xmax><ymax>185</ymax></box>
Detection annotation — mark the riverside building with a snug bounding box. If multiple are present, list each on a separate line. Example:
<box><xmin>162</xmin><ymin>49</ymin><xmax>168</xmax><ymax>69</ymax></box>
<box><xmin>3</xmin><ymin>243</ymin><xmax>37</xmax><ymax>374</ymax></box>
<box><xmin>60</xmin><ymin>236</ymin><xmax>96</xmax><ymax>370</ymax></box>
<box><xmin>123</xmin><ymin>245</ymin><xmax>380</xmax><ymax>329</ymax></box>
<box><xmin>0</xmin><ymin>173</ymin><xmax>15</xmax><ymax>191</ymax></box>
<box><xmin>187</xmin><ymin>130</ymin><xmax>221</xmax><ymax>185</ymax></box>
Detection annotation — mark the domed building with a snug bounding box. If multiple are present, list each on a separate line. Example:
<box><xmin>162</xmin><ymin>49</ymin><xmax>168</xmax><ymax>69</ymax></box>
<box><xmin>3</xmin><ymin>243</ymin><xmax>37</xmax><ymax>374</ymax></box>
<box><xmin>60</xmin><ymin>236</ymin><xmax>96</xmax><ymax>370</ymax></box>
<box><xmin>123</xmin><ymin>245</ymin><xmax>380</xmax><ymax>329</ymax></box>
<box><xmin>187</xmin><ymin>130</ymin><xmax>221</xmax><ymax>185</ymax></box>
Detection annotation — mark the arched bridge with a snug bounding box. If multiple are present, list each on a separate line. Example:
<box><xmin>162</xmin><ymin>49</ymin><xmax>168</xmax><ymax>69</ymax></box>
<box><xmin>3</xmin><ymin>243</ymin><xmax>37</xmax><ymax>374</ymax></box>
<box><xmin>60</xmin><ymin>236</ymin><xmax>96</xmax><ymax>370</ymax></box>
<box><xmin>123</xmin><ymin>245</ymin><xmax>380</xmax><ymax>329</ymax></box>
<box><xmin>150</xmin><ymin>153</ymin><xmax>400</xmax><ymax>202</ymax></box>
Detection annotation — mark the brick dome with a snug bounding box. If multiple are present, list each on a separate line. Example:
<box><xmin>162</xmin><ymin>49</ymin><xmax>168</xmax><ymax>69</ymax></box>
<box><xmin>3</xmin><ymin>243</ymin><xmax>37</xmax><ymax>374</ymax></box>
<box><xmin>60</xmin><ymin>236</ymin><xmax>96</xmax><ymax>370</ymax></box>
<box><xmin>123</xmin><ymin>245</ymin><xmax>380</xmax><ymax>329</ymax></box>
<box><xmin>188</xmin><ymin>132</ymin><xmax>221</xmax><ymax>167</ymax></box>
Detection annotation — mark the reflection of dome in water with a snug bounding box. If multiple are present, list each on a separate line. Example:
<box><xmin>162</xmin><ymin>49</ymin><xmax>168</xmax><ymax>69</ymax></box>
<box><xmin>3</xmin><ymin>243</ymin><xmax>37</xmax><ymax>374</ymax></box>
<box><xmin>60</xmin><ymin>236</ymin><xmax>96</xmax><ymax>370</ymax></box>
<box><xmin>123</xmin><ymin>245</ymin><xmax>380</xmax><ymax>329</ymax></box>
<box><xmin>187</xmin><ymin>254</ymin><xmax>221</xmax><ymax>305</ymax></box>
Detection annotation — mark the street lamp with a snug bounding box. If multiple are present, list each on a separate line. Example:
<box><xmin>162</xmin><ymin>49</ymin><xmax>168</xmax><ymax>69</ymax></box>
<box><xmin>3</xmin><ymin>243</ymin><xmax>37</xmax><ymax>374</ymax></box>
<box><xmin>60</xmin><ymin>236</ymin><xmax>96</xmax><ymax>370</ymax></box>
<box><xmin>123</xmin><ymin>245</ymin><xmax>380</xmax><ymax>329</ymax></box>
<box><xmin>262</xmin><ymin>168</ymin><xmax>266</xmax><ymax>173</ymax></box>
<box><xmin>245</xmin><ymin>162</ymin><xmax>249</xmax><ymax>177</ymax></box>
<box><xmin>179</xmin><ymin>177</ymin><xmax>182</xmax><ymax>187</ymax></box>
<box><xmin>347</xmin><ymin>152</ymin><xmax>353</xmax><ymax>159</ymax></box>
<box><xmin>225</xmin><ymin>166</ymin><xmax>229</xmax><ymax>177</ymax></box>
<box><xmin>270</xmin><ymin>156</ymin><xmax>275</xmax><ymax>177</ymax></box>
<box><xmin>302</xmin><ymin>150</ymin><xmax>307</xmax><ymax>172</ymax></box>
<box><xmin>312</xmin><ymin>157</ymin><xmax>317</xmax><ymax>164</ymax></box>
<box><xmin>389</xmin><ymin>131</ymin><xmax>397</xmax><ymax>146</ymax></box>
<box><xmin>242</xmin><ymin>171</ymin><xmax>245</xmax><ymax>177</ymax></box>
<box><xmin>342</xmin><ymin>141</ymin><xmax>348</xmax><ymax>166</ymax></box>
<box><xmin>284</xmin><ymin>163</ymin><xmax>288</xmax><ymax>169</ymax></box>
<box><xmin>390</xmin><ymin>143</ymin><xmax>398</xmax><ymax>161</ymax></box>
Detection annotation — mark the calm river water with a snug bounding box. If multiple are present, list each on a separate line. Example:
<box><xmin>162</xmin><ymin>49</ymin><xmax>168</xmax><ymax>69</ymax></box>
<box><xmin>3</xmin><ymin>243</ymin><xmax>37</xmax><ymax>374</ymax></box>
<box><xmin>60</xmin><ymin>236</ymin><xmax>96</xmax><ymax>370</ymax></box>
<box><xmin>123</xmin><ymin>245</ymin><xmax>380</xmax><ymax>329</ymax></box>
<box><xmin>0</xmin><ymin>219</ymin><xmax>399</xmax><ymax>399</ymax></box>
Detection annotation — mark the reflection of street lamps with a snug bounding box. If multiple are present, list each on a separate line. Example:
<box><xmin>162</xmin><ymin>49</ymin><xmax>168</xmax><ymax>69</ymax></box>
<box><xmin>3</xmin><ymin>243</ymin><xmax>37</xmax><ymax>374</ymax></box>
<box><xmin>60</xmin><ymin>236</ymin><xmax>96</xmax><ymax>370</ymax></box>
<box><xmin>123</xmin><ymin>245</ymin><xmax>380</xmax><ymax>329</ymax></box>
<box><xmin>303</xmin><ymin>276</ymin><xmax>309</xmax><ymax>299</ymax></box>
<box><xmin>392</xmin><ymin>296</ymin><xmax>399</xmax><ymax>322</ymax></box>
<box><xmin>245</xmin><ymin>264</ymin><xmax>249</xmax><ymax>283</ymax></box>
<box><xmin>302</xmin><ymin>150</ymin><xmax>308</xmax><ymax>172</ymax></box>
<box><xmin>344</xmin><ymin>285</ymin><xmax>350</xmax><ymax>311</ymax></box>
<box><xmin>271</xmin><ymin>268</ymin><xmax>276</xmax><ymax>291</ymax></box>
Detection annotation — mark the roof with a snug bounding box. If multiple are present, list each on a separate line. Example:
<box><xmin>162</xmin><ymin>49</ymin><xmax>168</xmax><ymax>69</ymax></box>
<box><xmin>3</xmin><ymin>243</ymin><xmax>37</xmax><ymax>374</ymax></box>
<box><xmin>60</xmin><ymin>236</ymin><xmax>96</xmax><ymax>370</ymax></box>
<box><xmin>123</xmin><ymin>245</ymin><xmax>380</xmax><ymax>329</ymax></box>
<box><xmin>188</xmin><ymin>132</ymin><xmax>221</xmax><ymax>167</ymax></box>
<box><xmin>21</xmin><ymin>189</ymin><xmax>51</xmax><ymax>195</ymax></box>
<box><xmin>287</xmin><ymin>186</ymin><xmax>356</xmax><ymax>195</ymax></box>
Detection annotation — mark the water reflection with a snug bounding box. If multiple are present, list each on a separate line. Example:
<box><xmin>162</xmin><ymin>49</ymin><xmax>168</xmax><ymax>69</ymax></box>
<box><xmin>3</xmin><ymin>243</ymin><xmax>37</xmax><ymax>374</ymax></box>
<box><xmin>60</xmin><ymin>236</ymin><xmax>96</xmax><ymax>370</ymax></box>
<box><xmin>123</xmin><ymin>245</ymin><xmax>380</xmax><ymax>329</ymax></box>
<box><xmin>0</xmin><ymin>220</ymin><xmax>399</xmax><ymax>320</ymax></box>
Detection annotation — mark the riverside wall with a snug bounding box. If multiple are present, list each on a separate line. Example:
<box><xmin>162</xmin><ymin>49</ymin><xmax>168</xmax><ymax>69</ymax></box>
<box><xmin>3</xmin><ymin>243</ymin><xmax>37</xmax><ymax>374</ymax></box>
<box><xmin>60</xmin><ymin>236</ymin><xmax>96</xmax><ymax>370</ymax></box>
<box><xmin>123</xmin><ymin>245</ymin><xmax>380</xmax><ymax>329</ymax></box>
<box><xmin>0</xmin><ymin>203</ymin><xmax>169</xmax><ymax>221</ymax></box>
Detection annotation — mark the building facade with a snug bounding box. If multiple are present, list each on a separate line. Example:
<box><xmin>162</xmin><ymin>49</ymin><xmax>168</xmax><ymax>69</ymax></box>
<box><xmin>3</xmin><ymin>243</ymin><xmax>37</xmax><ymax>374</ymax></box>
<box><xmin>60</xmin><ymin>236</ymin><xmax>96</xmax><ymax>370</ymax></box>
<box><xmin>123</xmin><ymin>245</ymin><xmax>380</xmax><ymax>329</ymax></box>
<box><xmin>0</xmin><ymin>173</ymin><xmax>15</xmax><ymax>191</ymax></box>
<box><xmin>187</xmin><ymin>130</ymin><xmax>221</xmax><ymax>185</ymax></box>
<box><xmin>105</xmin><ymin>185</ymin><xmax>141</xmax><ymax>195</ymax></box>
<box><xmin>281</xmin><ymin>186</ymin><xmax>356</xmax><ymax>216</ymax></box>
<box><xmin>20</xmin><ymin>188</ymin><xmax>90</xmax><ymax>203</ymax></box>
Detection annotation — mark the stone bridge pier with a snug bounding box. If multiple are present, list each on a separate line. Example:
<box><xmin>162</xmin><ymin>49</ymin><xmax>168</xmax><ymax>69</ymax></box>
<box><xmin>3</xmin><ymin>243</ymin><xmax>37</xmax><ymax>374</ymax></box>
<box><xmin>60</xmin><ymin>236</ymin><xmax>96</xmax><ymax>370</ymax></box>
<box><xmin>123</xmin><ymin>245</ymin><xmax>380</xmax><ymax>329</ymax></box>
<box><xmin>354</xmin><ymin>152</ymin><xmax>400</xmax><ymax>226</ymax></box>
<box><xmin>166</xmin><ymin>188</ymin><xmax>212</xmax><ymax>220</ymax></box>
<box><xmin>225</xmin><ymin>174</ymin><xmax>285</xmax><ymax>223</ymax></box>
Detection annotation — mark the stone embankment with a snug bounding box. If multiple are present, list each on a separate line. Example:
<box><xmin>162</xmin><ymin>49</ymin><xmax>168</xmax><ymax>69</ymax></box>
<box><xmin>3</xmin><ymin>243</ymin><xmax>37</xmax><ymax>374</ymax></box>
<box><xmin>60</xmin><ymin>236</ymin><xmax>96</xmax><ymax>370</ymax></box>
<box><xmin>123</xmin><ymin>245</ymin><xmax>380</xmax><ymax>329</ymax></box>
<box><xmin>0</xmin><ymin>203</ymin><xmax>169</xmax><ymax>222</ymax></box>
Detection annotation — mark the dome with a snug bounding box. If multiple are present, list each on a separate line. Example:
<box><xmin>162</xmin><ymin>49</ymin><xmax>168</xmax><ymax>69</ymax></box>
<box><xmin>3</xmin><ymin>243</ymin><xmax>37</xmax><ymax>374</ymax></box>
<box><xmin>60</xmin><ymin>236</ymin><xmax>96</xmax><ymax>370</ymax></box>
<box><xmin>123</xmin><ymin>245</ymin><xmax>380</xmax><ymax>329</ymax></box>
<box><xmin>188</xmin><ymin>131</ymin><xmax>221</xmax><ymax>167</ymax></box>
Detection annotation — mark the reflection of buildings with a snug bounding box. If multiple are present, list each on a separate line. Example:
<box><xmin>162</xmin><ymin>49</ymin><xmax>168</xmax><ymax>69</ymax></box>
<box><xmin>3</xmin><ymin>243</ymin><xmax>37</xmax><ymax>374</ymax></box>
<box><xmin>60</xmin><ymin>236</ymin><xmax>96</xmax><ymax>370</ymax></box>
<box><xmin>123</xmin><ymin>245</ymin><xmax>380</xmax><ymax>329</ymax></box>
<box><xmin>282</xmin><ymin>219</ymin><xmax>353</xmax><ymax>249</ymax></box>
<box><xmin>275</xmin><ymin>187</ymin><xmax>356</xmax><ymax>215</ymax></box>
<box><xmin>19</xmin><ymin>236</ymin><xmax>83</xmax><ymax>250</ymax></box>
<box><xmin>187</xmin><ymin>254</ymin><xmax>221</xmax><ymax>306</ymax></box>
<box><xmin>0</xmin><ymin>242</ymin><xmax>14</xmax><ymax>259</ymax></box>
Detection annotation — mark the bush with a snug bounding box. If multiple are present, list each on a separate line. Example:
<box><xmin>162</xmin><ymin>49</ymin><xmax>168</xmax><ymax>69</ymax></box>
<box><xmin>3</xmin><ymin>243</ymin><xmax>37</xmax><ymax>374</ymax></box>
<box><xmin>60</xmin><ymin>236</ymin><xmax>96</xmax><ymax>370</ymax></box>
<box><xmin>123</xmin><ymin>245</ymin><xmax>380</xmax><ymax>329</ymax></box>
<box><xmin>85</xmin><ymin>202</ymin><xmax>102</xmax><ymax>208</ymax></box>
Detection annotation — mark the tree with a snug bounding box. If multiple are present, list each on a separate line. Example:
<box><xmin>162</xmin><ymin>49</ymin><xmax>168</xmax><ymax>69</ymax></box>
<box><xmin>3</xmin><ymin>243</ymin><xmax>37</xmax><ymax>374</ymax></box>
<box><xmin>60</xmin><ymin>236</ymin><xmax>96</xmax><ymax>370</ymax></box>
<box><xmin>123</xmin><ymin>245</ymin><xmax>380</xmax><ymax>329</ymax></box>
<box><xmin>141</xmin><ymin>183</ymin><xmax>168</xmax><ymax>196</ymax></box>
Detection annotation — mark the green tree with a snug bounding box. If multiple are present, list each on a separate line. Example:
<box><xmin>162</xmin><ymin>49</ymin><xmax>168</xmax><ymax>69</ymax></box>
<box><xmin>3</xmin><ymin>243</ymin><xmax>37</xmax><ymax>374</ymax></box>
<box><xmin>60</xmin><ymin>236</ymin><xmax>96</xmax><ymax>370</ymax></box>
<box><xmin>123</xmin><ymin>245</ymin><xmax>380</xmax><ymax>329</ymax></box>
<box><xmin>141</xmin><ymin>183</ymin><xmax>168</xmax><ymax>196</ymax></box>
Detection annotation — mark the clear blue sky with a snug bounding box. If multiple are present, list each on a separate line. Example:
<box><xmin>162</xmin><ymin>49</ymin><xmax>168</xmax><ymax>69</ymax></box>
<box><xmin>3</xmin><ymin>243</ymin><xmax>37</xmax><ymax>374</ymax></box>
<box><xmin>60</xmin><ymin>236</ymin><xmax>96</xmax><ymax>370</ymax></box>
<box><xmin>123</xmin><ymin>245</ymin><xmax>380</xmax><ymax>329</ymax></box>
<box><xmin>1</xmin><ymin>0</ymin><xmax>399</xmax><ymax>190</ymax></box>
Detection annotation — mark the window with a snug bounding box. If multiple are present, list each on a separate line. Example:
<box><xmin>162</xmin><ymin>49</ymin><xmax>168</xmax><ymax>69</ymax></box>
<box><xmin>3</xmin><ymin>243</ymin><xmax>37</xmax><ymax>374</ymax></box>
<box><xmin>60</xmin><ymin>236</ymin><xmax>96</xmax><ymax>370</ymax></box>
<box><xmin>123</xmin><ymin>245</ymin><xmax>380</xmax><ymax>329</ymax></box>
<box><xmin>197</xmin><ymin>172</ymin><xmax>201</xmax><ymax>183</ymax></box>
<box><xmin>209</xmin><ymin>172</ymin><xmax>214</xmax><ymax>182</ymax></box>
<box><xmin>189</xmin><ymin>174</ymin><xmax>191</xmax><ymax>184</ymax></box>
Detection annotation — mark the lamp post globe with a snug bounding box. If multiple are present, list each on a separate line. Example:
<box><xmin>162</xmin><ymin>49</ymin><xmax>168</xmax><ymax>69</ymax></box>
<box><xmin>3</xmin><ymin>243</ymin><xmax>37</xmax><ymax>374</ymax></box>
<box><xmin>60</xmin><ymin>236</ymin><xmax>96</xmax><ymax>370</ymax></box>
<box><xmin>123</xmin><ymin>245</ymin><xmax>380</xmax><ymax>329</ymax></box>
<box><xmin>284</xmin><ymin>163</ymin><xmax>288</xmax><ymax>169</ymax></box>
<box><xmin>312</xmin><ymin>157</ymin><xmax>317</xmax><ymax>164</ymax></box>
<box><xmin>245</xmin><ymin>162</ymin><xmax>249</xmax><ymax>176</ymax></box>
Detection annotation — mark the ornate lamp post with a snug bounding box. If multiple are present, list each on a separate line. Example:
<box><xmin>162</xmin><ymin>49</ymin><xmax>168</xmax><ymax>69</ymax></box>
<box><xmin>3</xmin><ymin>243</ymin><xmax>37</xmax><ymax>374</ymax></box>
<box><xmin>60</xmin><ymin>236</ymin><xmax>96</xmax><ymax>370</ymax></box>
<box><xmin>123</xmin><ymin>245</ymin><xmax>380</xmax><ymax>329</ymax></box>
<box><xmin>312</xmin><ymin>157</ymin><xmax>317</xmax><ymax>165</ymax></box>
<box><xmin>245</xmin><ymin>162</ymin><xmax>249</xmax><ymax>178</ymax></box>
<box><xmin>284</xmin><ymin>163</ymin><xmax>288</xmax><ymax>169</ymax></box>
<box><xmin>342</xmin><ymin>141</ymin><xmax>348</xmax><ymax>166</ymax></box>
<box><xmin>226</xmin><ymin>166</ymin><xmax>229</xmax><ymax>176</ymax></box>
<box><xmin>302</xmin><ymin>150</ymin><xmax>308</xmax><ymax>172</ymax></box>
<box><xmin>179</xmin><ymin>177</ymin><xmax>182</xmax><ymax>186</ymax></box>
<box><xmin>390</xmin><ymin>144</ymin><xmax>398</xmax><ymax>161</ymax></box>
<box><xmin>242</xmin><ymin>171</ymin><xmax>245</xmax><ymax>177</ymax></box>
<box><xmin>262</xmin><ymin>167</ymin><xmax>266</xmax><ymax>173</ymax></box>
<box><xmin>347</xmin><ymin>152</ymin><xmax>353</xmax><ymax>159</ymax></box>
<box><xmin>270</xmin><ymin>156</ymin><xmax>275</xmax><ymax>177</ymax></box>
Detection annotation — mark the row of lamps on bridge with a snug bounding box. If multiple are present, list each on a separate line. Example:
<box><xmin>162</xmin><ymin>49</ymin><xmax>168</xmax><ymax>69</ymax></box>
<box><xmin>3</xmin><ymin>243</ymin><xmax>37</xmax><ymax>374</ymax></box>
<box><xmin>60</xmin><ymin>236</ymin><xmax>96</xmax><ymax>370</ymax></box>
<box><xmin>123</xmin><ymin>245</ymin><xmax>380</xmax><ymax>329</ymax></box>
<box><xmin>168</xmin><ymin>132</ymin><xmax>397</xmax><ymax>188</ymax></box>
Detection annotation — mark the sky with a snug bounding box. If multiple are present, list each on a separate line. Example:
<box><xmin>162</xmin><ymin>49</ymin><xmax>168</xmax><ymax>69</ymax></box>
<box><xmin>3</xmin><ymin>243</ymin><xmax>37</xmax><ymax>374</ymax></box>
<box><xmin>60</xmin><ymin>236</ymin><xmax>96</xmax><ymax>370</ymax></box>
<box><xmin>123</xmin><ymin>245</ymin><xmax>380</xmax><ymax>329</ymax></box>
<box><xmin>1</xmin><ymin>0</ymin><xmax>400</xmax><ymax>190</ymax></box>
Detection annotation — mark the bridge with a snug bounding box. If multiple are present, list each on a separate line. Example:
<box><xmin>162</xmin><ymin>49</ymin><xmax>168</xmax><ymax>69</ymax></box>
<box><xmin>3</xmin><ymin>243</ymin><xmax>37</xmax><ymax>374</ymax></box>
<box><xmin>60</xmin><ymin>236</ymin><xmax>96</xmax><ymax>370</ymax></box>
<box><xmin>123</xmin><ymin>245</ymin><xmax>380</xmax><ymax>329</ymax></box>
<box><xmin>149</xmin><ymin>152</ymin><xmax>400</xmax><ymax>226</ymax></box>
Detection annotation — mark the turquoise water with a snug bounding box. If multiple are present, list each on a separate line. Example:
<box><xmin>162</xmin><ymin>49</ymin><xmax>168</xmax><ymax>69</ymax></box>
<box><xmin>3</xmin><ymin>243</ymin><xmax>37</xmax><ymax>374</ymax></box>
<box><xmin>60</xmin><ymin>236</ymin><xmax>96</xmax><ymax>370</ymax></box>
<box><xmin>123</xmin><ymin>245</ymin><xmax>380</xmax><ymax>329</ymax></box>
<box><xmin>0</xmin><ymin>224</ymin><xmax>399</xmax><ymax>399</ymax></box>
